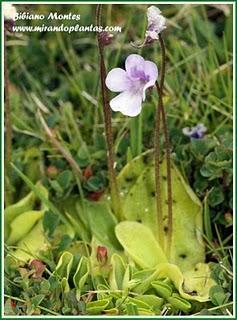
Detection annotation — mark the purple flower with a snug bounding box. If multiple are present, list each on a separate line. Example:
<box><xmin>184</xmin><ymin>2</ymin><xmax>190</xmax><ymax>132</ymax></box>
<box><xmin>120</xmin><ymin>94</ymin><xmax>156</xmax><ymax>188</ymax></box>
<box><xmin>105</xmin><ymin>54</ymin><xmax>158</xmax><ymax>117</ymax></box>
<box><xmin>3</xmin><ymin>3</ymin><xmax>17</xmax><ymax>21</ymax></box>
<box><xmin>182</xmin><ymin>124</ymin><xmax>207</xmax><ymax>139</ymax></box>
<box><xmin>145</xmin><ymin>6</ymin><xmax>166</xmax><ymax>41</ymax></box>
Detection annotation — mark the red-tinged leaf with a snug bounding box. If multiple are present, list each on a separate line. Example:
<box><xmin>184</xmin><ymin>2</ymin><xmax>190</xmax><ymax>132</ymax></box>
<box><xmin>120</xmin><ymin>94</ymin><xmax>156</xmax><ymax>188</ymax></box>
<box><xmin>87</xmin><ymin>190</ymin><xmax>104</xmax><ymax>201</ymax></box>
<box><xmin>83</xmin><ymin>166</ymin><xmax>93</xmax><ymax>179</ymax></box>
<box><xmin>10</xmin><ymin>300</ymin><xmax>16</xmax><ymax>309</ymax></box>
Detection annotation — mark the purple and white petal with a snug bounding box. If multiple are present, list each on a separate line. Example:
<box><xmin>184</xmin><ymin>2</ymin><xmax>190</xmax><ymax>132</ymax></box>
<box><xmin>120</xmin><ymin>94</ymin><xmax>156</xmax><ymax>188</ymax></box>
<box><xmin>147</xmin><ymin>6</ymin><xmax>166</xmax><ymax>36</ymax></box>
<box><xmin>147</xmin><ymin>6</ymin><xmax>162</xmax><ymax>25</ymax></box>
<box><xmin>3</xmin><ymin>3</ymin><xmax>17</xmax><ymax>20</ymax></box>
<box><xmin>145</xmin><ymin>30</ymin><xmax>159</xmax><ymax>40</ymax></box>
<box><xmin>109</xmin><ymin>90</ymin><xmax>143</xmax><ymax>117</ymax></box>
<box><xmin>144</xmin><ymin>61</ymin><xmax>158</xmax><ymax>84</ymax></box>
<box><xmin>125</xmin><ymin>54</ymin><xmax>145</xmax><ymax>80</ymax></box>
<box><xmin>142</xmin><ymin>61</ymin><xmax>158</xmax><ymax>100</ymax></box>
<box><xmin>105</xmin><ymin>68</ymin><xmax>131</xmax><ymax>92</ymax></box>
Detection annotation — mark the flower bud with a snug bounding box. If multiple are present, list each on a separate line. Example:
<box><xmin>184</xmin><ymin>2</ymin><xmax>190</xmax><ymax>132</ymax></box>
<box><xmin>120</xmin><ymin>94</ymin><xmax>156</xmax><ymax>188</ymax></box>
<box><xmin>29</xmin><ymin>259</ymin><xmax>46</xmax><ymax>279</ymax></box>
<box><xmin>99</xmin><ymin>31</ymin><xmax>113</xmax><ymax>46</ymax></box>
<box><xmin>96</xmin><ymin>245</ymin><xmax>108</xmax><ymax>265</ymax></box>
<box><xmin>46</xmin><ymin>165</ymin><xmax>58</xmax><ymax>178</ymax></box>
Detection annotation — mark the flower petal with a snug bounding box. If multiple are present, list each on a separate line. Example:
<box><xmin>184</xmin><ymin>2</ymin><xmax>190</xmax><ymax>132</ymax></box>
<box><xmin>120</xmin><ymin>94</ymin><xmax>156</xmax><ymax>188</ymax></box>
<box><xmin>144</xmin><ymin>61</ymin><xmax>158</xmax><ymax>83</ymax></box>
<box><xmin>142</xmin><ymin>61</ymin><xmax>158</xmax><ymax>100</ymax></box>
<box><xmin>147</xmin><ymin>6</ymin><xmax>166</xmax><ymax>35</ymax></box>
<box><xmin>147</xmin><ymin>6</ymin><xmax>162</xmax><ymax>23</ymax></box>
<box><xmin>125</xmin><ymin>54</ymin><xmax>145</xmax><ymax>80</ymax></box>
<box><xmin>145</xmin><ymin>30</ymin><xmax>159</xmax><ymax>40</ymax></box>
<box><xmin>105</xmin><ymin>68</ymin><xmax>131</xmax><ymax>92</ymax></box>
<box><xmin>109</xmin><ymin>90</ymin><xmax>143</xmax><ymax>117</ymax></box>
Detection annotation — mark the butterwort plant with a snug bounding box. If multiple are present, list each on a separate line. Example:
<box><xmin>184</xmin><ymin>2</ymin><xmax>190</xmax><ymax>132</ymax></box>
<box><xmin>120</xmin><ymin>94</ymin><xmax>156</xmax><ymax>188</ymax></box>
<box><xmin>103</xmin><ymin>5</ymin><xmax>173</xmax><ymax>258</ymax></box>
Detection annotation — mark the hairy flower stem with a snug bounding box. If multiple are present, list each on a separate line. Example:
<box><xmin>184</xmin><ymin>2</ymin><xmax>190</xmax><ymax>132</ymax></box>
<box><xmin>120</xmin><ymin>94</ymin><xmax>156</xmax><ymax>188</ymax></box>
<box><xmin>96</xmin><ymin>5</ymin><xmax>122</xmax><ymax>221</ymax></box>
<box><xmin>156</xmin><ymin>35</ymin><xmax>173</xmax><ymax>259</ymax></box>
<box><xmin>4</xmin><ymin>26</ymin><xmax>13</xmax><ymax>205</ymax></box>
<box><xmin>154</xmin><ymin>83</ymin><xmax>164</xmax><ymax>248</ymax></box>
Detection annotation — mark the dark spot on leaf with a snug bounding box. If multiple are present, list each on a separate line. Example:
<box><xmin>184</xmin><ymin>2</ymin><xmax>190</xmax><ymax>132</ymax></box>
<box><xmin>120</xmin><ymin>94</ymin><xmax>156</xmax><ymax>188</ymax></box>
<box><xmin>34</xmin><ymin>199</ymin><xmax>41</xmax><ymax>210</ymax></box>
<box><xmin>162</xmin><ymin>175</ymin><xmax>167</xmax><ymax>180</ymax></box>
<box><xmin>130</xmin><ymin>193</ymin><xmax>133</xmax><ymax>197</ymax></box>
<box><xmin>194</xmin><ymin>267</ymin><xmax>198</xmax><ymax>271</ymax></box>
<box><xmin>179</xmin><ymin>254</ymin><xmax>187</xmax><ymax>259</ymax></box>
<box><xmin>164</xmin><ymin>226</ymin><xmax>168</xmax><ymax>233</ymax></box>
<box><xmin>136</xmin><ymin>219</ymin><xmax>142</xmax><ymax>223</ymax></box>
<box><xmin>143</xmin><ymin>153</ymin><xmax>151</xmax><ymax>164</ymax></box>
<box><xmin>125</xmin><ymin>176</ymin><xmax>135</xmax><ymax>183</ymax></box>
<box><xmin>151</xmin><ymin>191</ymin><xmax>156</xmax><ymax>197</ymax></box>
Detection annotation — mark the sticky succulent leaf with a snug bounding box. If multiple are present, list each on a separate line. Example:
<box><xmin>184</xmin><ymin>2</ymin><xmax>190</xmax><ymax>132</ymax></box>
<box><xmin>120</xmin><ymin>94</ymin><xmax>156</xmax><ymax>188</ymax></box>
<box><xmin>135</xmin><ymin>295</ymin><xmax>164</xmax><ymax>310</ymax></box>
<box><xmin>54</xmin><ymin>251</ymin><xmax>73</xmax><ymax>280</ymax></box>
<box><xmin>61</xmin><ymin>277</ymin><xmax>70</xmax><ymax>294</ymax></box>
<box><xmin>73</xmin><ymin>256</ymin><xmax>89</xmax><ymax>299</ymax></box>
<box><xmin>103</xmin><ymin>308</ymin><xmax>119</xmax><ymax>315</ymax></box>
<box><xmin>109</xmin><ymin>254</ymin><xmax>126</xmax><ymax>290</ymax></box>
<box><xmin>117</xmin><ymin>150</ymin><xmax>152</xmax><ymax>195</ymax></box>
<box><xmin>182</xmin><ymin>263</ymin><xmax>216</xmax><ymax>300</ymax></box>
<box><xmin>7</xmin><ymin>210</ymin><xmax>44</xmax><ymax>245</ymax></box>
<box><xmin>115</xmin><ymin>221</ymin><xmax>167</xmax><ymax>269</ymax></box>
<box><xmin>131</xmin><ymin>269</ymin><xmax>160</xmax><ymax>294</ymax></box>
<box><xmin>152</xmin><ymin>280</ymin><xmax>173</xmax><ymax>299</ymax></box>
<box><xmin>85</xmin><ymin>200</ymin><xmax>121</xmax><ymax>250</ymax></box>
<box><xmin>137</xmin><ymin>308</ymin><xmax>156</xmax><ymax>315</ymax></box>
<box><xmin>5</xmin><ymin>190</ymin><xmax>35</xmax><ymax>226</ymax></box>
<box><xmin>96</xmin><ymin>284</ymin><xmax>110</xmax><ymax>300</ymax></box>
<box><xmin>168</xmin><ymin>293</ymin><xmax>192</xmax><ymax>312</ymax></box>
<box><xmin>117</xmin><ymin>151</ymin><xmax>205</xmax><ymax>272</ymax></box>
<box><xmin>122</xmin><ymin>265</ymin><xmax>131</xmax><ymax>291</ymax></box>
<box><xmin>13</xmin><ymin>221</ymin><xmax>47</xmax><ymax>262</ymax></box>
<box><xmin>154</xmin><ymin>263</ymin><xmax>215</xmax><ymax>302</ymax></box>
<box><xmin>130</xmin><ymin>263</ymin><xmax>215</xmax><ymax>302</ymax></box>
<box><xmin>86</xmin><ymin>298</ymin><xmax>111</xmax><ymax>315</ymax></box>
<box><xmin>126</xmin><ymin>297</ymin><xmax>151</xmax><ymax>310</ymax></box>
<box><xmin>125</xmin><ymin>303</ymin><xmax>139</xmax><ymax>315</ymax></box>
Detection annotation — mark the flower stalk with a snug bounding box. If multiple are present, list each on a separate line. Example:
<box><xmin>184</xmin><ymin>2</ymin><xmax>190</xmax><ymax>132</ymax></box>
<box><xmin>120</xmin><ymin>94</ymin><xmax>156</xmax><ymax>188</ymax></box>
<box><xmin>154</xmin><ymin>81</ymin><xmax>164</xmax><ymax>248</ymax></box>
<box><xmin>96</xmin><ymin>4</ymin><xmax>122</xmax><ymax>221</ymax></box>
<box><xmin>155</xmin><ymin>34</ymin><xmax>173</xmax><ymax>258</ymax></box>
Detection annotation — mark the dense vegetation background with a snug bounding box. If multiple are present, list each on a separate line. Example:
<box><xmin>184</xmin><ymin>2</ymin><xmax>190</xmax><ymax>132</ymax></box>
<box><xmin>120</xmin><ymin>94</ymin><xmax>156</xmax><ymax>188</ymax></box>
<box><xmin>4</xmin><ymin>3</ymin><xmax>233</xmax><ymax>316</ymax></box>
